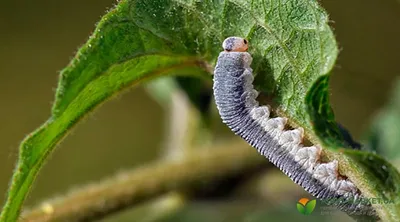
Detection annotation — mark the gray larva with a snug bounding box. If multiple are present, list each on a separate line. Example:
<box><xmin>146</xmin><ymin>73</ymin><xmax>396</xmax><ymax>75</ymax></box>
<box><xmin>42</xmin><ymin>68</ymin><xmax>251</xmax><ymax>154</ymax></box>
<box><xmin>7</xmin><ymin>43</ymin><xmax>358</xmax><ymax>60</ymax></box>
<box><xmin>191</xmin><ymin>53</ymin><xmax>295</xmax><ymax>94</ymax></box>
<box><xmin>213</xmin><ymin>37</ymin><xmax>377</xmax><ymax>218</ymax></box>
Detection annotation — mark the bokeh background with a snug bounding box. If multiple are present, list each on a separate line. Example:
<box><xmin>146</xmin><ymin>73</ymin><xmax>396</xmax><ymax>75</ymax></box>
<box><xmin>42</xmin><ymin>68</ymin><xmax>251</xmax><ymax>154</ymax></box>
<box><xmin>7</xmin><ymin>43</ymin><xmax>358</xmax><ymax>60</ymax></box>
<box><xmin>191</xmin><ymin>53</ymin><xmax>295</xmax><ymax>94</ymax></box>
<box><xmin>0</xmin><ymin>0</ymin><xmax>399</xmax><ymax>221</ymax></box>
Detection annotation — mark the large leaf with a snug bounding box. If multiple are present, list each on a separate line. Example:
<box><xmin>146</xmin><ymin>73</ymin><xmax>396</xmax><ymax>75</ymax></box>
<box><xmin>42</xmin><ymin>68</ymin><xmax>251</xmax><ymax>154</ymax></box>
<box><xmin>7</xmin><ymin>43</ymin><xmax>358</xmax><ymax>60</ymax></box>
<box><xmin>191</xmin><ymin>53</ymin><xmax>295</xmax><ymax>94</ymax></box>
<box><xmin>1</xmin><ymin>0</ymin><xmax>399</xmax><ymax>221</ymax></box>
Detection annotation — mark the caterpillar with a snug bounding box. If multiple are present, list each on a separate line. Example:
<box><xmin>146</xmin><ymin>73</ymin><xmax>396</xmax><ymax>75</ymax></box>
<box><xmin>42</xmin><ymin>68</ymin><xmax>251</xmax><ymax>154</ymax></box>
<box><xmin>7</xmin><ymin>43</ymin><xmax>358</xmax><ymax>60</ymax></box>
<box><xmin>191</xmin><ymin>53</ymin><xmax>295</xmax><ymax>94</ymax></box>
<box><xmin>213</xmin><ymin>37</ymin><xmax>376</xmax><ymax>218</ymax></box>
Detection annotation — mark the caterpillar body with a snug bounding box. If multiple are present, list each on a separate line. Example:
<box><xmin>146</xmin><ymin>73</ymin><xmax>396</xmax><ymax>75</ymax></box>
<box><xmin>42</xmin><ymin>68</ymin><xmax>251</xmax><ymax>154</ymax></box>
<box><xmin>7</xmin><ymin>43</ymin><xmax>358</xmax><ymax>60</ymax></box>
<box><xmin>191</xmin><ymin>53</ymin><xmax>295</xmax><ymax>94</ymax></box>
<box><xmin>213</xmin><ymin>37</ymin><xmax>376</xmax><ymax>218</ymax></box>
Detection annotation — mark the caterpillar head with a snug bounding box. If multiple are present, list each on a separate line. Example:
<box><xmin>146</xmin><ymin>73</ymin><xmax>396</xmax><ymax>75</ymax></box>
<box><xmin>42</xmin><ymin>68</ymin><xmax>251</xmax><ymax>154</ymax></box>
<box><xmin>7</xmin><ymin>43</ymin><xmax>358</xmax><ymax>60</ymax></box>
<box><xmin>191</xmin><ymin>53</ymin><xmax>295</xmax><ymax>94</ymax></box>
<box><xmin>222</xmin><ymin>37</ymin><xmax>248</xmax><ymax>52</ymax></box>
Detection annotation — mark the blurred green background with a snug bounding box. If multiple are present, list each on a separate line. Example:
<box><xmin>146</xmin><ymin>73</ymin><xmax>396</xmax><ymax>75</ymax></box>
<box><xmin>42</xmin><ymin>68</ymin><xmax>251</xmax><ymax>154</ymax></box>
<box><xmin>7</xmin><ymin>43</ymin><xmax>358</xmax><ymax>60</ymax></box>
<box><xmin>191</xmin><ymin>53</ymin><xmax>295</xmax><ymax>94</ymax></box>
<box><xmin>0</xmin><ymin>0</ymin><xmax>399</xmax><ymax>221</ymax></box>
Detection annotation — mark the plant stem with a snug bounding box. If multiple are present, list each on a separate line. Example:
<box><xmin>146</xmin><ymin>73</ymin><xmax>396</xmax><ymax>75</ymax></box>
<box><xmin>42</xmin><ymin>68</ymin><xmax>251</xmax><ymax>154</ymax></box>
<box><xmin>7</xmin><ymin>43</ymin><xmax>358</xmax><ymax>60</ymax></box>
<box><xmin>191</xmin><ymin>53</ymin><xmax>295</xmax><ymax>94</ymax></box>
<box><xmin>20</xmin><ymin>140</ymin><xmax>265</xmax><ymax>222</ymax></box>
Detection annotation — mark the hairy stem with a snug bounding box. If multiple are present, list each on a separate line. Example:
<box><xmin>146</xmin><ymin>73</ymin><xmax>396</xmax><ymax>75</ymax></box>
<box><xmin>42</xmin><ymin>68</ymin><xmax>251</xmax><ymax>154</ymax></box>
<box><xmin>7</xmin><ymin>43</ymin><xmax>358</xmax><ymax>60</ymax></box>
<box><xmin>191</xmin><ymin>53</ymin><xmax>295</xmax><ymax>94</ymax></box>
<box><xmin>20</xmin><ymin>140</ymin><xmax>264</xmax><ymax>222</ymax></box>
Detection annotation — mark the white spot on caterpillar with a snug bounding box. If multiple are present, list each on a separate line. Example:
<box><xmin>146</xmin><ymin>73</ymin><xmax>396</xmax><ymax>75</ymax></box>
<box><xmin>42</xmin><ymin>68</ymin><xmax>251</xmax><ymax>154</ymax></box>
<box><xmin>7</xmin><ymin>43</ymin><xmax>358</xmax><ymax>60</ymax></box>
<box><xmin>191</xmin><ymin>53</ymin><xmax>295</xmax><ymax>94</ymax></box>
<box><xmin>314</xmin><ymin>161</ymin><xmax>339</xmax><ymax>185</ymax></box>
<box><xmin>294</xmin><ymin>146</ymin><xmax>321</xmax><ymax>173</ymax></box>
<box><xmin>336</xmin><ymin>180</ymin><xmax>358</xmax><ymax>195</ymax></box>
<box><xmin>279</xmin><ymin>128</ymin><xmax>304</xmax><ymax>145</ymax></box>
<box><xmin>250</xmin><ymin>106</ymin><xmax>269</xmax><ymax>120</ymax></box>
<box><xmin>263</xmin><ymin>117</ymin><xmax>287</xmax><ymax>136</ymax></box>
<box><xmin>241</xmin><ymin>70</ymin><xmax>255</xmax><ymax>88</ymax></box>
<box><xmin>242</xmin><ymin>89</ymin><xmax>259</xmax><ymax>108</ymax></box>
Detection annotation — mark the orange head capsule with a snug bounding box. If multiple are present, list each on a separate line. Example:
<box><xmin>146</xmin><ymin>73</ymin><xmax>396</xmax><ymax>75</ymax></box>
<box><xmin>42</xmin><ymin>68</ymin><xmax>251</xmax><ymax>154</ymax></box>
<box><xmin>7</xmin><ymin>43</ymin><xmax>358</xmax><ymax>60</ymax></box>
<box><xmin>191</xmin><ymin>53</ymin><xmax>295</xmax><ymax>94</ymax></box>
<box><xmin>222</xmin><ymin>37</ymin><xmax>248</xmax><ymax>52</ymax></box>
